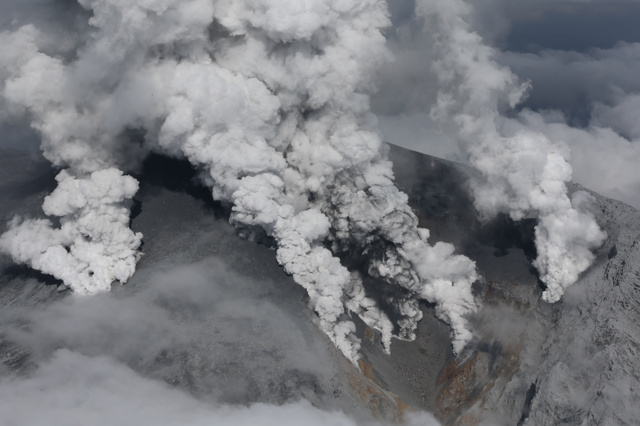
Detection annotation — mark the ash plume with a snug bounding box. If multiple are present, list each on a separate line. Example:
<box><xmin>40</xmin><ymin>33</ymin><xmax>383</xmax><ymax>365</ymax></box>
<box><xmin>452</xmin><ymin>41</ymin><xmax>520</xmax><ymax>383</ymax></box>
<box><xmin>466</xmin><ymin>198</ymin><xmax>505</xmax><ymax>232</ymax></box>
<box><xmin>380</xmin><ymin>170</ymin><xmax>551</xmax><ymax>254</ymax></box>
<box><xmin>0</xmin><ymin>0</ymin><xmax>478</xmax><ymax>362</ymax></box>
<box><xmin>0</xmin><ymin>169</ymin><xmax>142</xmax><ymax>295</ymax></box>
<box><xmin>501</xmin><ymin>43</ymin><xmax>640</xmax><ymax>211</ymax></box>
<box><xmin>415</xmin><ymin>0</ymin><xmax>606</xmax><ymax>302</ymax></box>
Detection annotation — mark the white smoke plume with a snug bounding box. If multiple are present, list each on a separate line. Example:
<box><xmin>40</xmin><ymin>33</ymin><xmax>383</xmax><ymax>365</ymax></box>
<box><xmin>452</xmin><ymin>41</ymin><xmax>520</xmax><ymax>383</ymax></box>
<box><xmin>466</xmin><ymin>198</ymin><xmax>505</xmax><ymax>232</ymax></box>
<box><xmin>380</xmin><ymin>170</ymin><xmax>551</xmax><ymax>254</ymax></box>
<box><xmin>500</xmin><ymin>43</ymin><xmax>640</xmax><ymax>210</ymax></box>
<box><xmin>415</xmin><ymin>0</ymin><xmax>606</xmax><ymax>302</ymax></box>
<box><xmin>0</xmin><ymin>169</ymin><xmax>142</xmax><ymax>295</ymax></box>
<box><xmin>0</xmin><ymin>0</ymin><xmax>478</xmax><ymax>362</ymax></box>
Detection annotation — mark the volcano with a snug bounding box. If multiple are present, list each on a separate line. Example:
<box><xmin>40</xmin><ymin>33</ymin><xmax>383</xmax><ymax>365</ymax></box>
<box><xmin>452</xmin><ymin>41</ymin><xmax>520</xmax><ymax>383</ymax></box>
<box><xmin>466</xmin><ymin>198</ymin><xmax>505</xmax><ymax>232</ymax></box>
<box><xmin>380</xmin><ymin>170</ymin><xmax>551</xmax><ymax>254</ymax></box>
<box><xmin>1</xmin><ymin>144</ymin><xmax>637</xmax><ymax>425</ymax></box>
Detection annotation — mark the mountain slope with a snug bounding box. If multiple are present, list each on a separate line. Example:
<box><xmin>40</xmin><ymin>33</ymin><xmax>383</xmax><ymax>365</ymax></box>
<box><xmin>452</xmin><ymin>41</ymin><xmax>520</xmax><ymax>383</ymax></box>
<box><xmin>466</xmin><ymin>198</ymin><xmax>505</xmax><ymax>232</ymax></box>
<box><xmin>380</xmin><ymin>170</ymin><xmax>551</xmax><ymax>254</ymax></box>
<box><xmin>387</xmin><ymin>145</ymin><xmax>640</xmax><ymax>425</ymax></box>
<box><xmin>0</xmin><ymin>146</ymin><xmax>638</xmax><ymax>425</ymax></box>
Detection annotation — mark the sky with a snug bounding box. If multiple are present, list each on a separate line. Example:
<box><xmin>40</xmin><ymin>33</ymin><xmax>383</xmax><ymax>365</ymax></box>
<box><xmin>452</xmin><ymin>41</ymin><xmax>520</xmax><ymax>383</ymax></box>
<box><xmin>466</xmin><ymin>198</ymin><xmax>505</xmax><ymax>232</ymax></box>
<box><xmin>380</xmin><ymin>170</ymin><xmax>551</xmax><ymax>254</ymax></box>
<box><xmin>0</xmin><ymin>0</ymin><xmax>639</xmax><ymax>425</ymax></box>
<box><xmin>376</xmin><ymin>0</ymin><xmax>640</xmax><ymax>211</ymax></box>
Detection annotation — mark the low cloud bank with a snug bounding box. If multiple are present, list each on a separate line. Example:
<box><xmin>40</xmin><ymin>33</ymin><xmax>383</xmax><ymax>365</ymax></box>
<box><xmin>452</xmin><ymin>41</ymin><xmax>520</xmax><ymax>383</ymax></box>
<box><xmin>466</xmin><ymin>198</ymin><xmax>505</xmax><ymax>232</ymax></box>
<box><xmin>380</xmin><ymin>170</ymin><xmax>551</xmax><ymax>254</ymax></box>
<box><xmin>0</xmin><ymin>255</ymin><xmax>441</xmax><ymax>426</ymax></box>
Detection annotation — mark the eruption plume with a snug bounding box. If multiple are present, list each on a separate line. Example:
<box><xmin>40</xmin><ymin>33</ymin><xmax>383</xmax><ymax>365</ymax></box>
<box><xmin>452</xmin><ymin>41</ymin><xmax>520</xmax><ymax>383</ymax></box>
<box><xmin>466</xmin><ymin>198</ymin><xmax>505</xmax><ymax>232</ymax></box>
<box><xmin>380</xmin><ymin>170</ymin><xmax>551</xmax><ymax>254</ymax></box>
<box><xmin>0</xmin><ymin>169</ymin><xmax>142</xmax><ymax>295</ymax></box>
<box><xmin>416</xmin><ymin>0</ymin><xmax>606</xmax><ymax>302</ymax></box>
<box><xmin>0</xmin><ymin>0</ymin><xmax>478</xmax><ymax>362</ymax></box>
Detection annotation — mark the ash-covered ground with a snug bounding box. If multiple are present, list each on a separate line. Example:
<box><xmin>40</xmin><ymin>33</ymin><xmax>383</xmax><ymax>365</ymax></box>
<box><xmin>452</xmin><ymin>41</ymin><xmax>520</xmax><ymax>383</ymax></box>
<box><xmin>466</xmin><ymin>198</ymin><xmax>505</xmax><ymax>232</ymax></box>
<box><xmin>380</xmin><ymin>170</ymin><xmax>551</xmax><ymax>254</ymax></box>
<box><xmin>3</xmin><ymin>145</ymin><xmax>637</xmax><ymax>425</ymax></box>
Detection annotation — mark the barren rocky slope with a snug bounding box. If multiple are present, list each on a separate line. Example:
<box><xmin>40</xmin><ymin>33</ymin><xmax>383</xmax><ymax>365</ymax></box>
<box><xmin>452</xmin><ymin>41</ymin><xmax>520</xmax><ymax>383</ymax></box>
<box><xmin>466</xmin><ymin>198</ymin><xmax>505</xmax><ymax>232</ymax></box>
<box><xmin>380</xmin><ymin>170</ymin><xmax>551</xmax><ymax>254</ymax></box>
<box><xmin>387</xmin><ymin>146</ymin><xmax>640</xmax><ymax>425</ymax></box>
<box><xmin>1</xmin><ymin>146</ymin><xmax>638</xmax><ymax>425</ymax></box>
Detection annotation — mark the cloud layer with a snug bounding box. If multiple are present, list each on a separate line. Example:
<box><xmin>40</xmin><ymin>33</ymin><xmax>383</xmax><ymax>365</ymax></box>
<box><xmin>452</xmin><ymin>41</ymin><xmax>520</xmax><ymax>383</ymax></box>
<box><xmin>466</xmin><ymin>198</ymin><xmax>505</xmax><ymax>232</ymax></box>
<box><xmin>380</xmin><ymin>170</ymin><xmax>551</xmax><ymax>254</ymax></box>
<box><xmin>501</xmin><ymin>43</ymin><xmax>640</xmax><ymax>210</ymax></box>
<box><xmin>0</xmin><ymin>254</ymin><xmax>440</xmax><ymax>425</ymax></box>
<box><xmin>0</xmin><ymin>348</ymin><xmax>441</xmax><ymax>426</ymax></box>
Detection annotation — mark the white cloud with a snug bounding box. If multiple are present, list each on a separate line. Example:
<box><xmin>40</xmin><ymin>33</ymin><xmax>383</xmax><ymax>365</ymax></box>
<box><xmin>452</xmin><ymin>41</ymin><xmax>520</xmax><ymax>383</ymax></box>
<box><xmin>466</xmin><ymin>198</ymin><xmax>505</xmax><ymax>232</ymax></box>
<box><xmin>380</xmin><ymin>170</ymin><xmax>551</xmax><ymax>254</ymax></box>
<box><xmin>0</xmin><ymin>256</ymin><xmax>442</xmax><ymax>426</ymax></box>
<box><xmin>0</xmin><ymin>349</ymin><xmax>359</xmax><ymax>426</ymax></box>
<box><xmin>0</xmin><ymin>348</ymin><xmax>441</xmax><ymax>426</ymax></box>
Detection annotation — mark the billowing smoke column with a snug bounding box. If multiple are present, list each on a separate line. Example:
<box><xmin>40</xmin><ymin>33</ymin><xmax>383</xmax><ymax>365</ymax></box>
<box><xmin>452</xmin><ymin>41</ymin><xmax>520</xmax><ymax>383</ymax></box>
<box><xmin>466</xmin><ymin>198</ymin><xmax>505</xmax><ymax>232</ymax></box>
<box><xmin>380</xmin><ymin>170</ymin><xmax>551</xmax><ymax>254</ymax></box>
<box><xmin>415</xmin><ymin>0</ymin><xmax>607</xmax><ymax>302</ymax></box>
<box><xmin>0</xmin><ymin>169</ymin><xmax>142</xmax><ymax>295</ymax></box>
<box><xmin>0</xmin><ymin>0</ymin><xmax>478</xmax><ymax>362</ymax></box>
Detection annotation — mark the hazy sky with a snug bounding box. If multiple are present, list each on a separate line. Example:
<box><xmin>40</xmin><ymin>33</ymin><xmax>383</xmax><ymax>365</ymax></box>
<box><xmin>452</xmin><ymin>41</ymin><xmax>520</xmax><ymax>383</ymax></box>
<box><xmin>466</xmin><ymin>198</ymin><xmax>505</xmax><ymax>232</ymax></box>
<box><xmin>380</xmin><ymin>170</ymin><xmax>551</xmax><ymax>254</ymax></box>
<box><xmin>377</xmin><ymin>0</ymin><xmax>640</xmax><ymax>210</ymax></box>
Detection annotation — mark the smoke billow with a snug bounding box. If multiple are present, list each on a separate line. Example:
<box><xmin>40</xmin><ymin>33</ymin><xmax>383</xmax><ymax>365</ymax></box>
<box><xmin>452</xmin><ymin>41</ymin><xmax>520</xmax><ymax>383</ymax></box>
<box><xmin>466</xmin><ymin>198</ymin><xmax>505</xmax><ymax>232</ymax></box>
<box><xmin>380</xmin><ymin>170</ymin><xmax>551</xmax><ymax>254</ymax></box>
<box><xmin>0</xmin><ymin>0</ymin><xmax>479</xmax><ymax>361</ymax></box>
<box><xmin>500</xmin><ymin>43</ymin><xmax>640</xmax><ymax>211</ymax></box>
<box><xmin>415</xmin><ymin>0</ymin><xmax>606</xmax><ymax>303</ymax></box>
<box><xmin>0</xmin><ymin>169</ymin><xmax>142</xmax><ymax>295</ymax></box>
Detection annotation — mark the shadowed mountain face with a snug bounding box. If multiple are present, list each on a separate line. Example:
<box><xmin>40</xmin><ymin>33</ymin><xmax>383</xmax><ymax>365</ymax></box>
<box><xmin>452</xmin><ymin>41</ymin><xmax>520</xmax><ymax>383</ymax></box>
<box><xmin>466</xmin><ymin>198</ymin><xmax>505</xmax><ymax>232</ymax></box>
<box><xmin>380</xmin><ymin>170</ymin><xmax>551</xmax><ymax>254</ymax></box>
<box><xmin>1</xmin><ymin>146</ymin><xmax>638</xmax><ymax>425</ymax></box>
<box><xmin>387</xmin><ymin>146</ymin><xmax>640</xmax><ymax>425</ymax></box>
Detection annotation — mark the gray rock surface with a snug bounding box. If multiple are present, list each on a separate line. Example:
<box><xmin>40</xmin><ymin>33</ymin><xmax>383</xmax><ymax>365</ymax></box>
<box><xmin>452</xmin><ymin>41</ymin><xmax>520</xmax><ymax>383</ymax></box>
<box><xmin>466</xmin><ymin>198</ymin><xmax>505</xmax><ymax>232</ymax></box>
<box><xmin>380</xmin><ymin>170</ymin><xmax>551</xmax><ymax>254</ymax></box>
<box><xmin>522</xmin><ymin>193</ymin><xmax>640</xmax><ymax>426</ymax></box>
<box><xmin>0</xmin><ymin>151</ymin><xmax>376</xmax><ymax>420</ymax></box>
<box><xmin>1</xmin><ymin>146</ymin><xmax>638</xmax><ymax>425</ymax></box>
<box><xmin>387</xmin><ymin>145</ymin><xmax>640</xmax><ymax>425</ymax></box>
